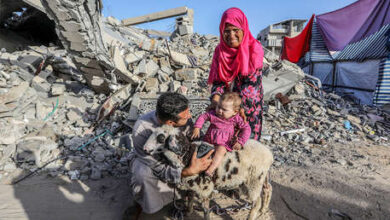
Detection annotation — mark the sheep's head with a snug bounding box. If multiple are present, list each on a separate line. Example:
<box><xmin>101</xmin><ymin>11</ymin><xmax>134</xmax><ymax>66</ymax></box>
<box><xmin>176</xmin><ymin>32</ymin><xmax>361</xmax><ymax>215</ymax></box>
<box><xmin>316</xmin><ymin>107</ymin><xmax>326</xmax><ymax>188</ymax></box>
<box><xmin>143</xmin><ymin>124</ymin><xmax>188</xmax><ymax>156</ymax></box>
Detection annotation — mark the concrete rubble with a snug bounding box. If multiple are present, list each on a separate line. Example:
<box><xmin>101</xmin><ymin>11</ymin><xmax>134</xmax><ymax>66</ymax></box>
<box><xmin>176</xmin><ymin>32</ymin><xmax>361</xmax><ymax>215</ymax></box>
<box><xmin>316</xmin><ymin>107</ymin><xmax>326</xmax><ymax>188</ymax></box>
<box><xmin>0</xmin><ymin>0</ymin><xmax>389</xmax><ymax>185</ymax></box>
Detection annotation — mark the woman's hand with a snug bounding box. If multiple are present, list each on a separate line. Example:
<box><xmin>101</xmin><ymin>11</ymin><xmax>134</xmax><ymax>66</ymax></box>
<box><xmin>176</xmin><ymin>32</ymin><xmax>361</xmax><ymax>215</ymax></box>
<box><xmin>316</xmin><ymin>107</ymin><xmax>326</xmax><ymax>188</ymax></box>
<box><xmin>239</xmin><ymin>108</ymin><xmax>247</xmax><ymax>123</ymax></box>
<box><xmin>191</xmin><ymin>128</ymin><xmax>200</xmax><ymax>140</ymax></box>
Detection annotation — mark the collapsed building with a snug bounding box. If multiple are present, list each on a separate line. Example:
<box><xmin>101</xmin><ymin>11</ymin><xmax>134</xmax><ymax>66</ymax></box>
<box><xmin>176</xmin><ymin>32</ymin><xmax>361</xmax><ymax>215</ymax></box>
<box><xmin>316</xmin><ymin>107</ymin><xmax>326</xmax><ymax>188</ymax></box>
<box><xmin>0</xmin><ymin>0</ymin><xmax>389</xmax><ymax>188</ymax></box>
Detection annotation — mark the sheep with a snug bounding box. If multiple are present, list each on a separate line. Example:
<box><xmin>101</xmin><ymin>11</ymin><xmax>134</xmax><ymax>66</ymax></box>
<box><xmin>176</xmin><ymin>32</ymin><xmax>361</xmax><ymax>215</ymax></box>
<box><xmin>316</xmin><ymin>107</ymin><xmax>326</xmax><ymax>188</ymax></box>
<box><xmin>142</xmin><ymin>124</ymin><xmax>274</xmax><ymax>220</ymax></box>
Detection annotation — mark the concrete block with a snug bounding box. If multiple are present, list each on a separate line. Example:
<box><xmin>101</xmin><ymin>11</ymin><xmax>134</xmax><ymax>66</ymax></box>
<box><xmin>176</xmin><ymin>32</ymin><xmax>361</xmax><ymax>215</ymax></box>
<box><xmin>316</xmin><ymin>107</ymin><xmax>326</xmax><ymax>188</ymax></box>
<box><xmin>135</xmin><ymin>59</ymin><xmax>159</xmax><ymax>78</ymax></box>
<box><xmin>174</xmin><ymin>68</ymin><xmax>197</xmax><ymax>81</ymax></box>
<box><xmin>112</xmin><ymin>46</ymin><xmax>138</xmax><ymax>84</ymax></box>
<box><xmin>170</xmin><ymin>51</ymin><xmax>191</xmax><ymax>66</ymax></box>
<box><xmin>145</xmin><ymin>78</ymin><xmax>159</xmax><ymax>92</ymax></box>
<box><xmin>159</xmin><ymin>82</ymin><xmax>169</xmax><ymax>92</ymax></box>
<box><xmin>178</xmin><ymin>24</ymin><xmax>193</xmax><ymax>35</ymax></box>
<box><xmin>31</xmin><ymin>76</ymin><xmax>51</xmax><ymax>93</ymax></box>
<box><xmin>51</xmin><ymin>83</ymin><xmax>66</xmax><ymax>96</ymax></box>
<box><xmin>125</xmin><ymin>51</ymin><xmax>145</xmax><ymax>64</ymax></box>
<box><xmin>157</xmin><ymin>71</ymin><xmax>170</xmax><ymax>83</ymax></box>
<box><xmin>191</xmin><ymin>48</ymin><xmax>209</xmax><ymax>57</ymax></box>
<box><xmin>15</xmin><ymin>68</ymin><xmax>34</xmax><ymax>82</ymax></box>
<box><xmin>0</xmin><ymin>53</ymin><xmax>18</xmax><ymax>65</ymax></box>
<box><xmin>160</xmin><ymin>65</ymin><xmax>173</xmax><ymax>75</ymax></box>
<box><xmin>169</xmin><ymin>80</ymin><xmax>181</xmax><ymax>92</ymax></box>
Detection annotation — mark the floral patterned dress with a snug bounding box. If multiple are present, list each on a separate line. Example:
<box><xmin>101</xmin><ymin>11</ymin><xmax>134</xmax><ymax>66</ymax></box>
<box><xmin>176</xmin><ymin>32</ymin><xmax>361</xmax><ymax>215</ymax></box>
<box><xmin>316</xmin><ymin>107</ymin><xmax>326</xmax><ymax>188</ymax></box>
<box><xmin>211</xmin><ymin>68</ymin><xmax>264</xmax><ymax>140</ymax></box>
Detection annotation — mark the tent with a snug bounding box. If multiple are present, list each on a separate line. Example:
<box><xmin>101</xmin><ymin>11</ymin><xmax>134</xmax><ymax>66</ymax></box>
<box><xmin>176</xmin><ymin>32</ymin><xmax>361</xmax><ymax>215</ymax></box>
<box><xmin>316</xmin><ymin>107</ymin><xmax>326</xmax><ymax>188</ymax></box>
<box><xmin>283</xmin><ymin>0</ymin><xmax>390</xmax><ymax>106</ymax></box>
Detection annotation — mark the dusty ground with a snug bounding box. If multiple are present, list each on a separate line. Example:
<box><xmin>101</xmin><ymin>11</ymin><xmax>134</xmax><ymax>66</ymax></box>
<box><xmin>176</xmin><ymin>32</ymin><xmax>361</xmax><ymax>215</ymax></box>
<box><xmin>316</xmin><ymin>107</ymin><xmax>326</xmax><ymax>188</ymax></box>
<box><xmin>0</xmin><ymin>141</ymin><xmax>389</xmax><ymax>220</ymax></box>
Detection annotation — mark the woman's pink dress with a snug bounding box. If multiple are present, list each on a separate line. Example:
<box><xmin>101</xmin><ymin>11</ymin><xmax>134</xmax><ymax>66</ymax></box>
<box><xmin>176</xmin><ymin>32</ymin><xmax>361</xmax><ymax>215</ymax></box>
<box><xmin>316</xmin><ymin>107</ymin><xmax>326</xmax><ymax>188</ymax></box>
<box><xmin>193</xmin><ymin>110</ymin><xmax>251</xmax><ymax>151</ymax></box>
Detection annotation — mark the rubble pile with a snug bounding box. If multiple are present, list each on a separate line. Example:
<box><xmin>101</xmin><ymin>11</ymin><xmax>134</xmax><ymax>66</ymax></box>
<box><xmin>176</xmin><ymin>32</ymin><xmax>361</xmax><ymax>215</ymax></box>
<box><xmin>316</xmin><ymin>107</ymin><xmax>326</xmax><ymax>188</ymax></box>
<box><xmin>0</xmin><ymin>22</ymin><xmax>223</xmax><ymax>181</ymax></box>
<box><xmin>262</xmin><ymin>81</ymin><xmax>390</xmax><ymax>168</ymax></box>
<box><xmin>103</xmin><ymin>19</ymin><xmax>219</xmax><ymax>97</ymax></box>
<box><xmin>0</xmin><ymin>45</ymin><xmax>132</xmax><ymax>180</ymax></box>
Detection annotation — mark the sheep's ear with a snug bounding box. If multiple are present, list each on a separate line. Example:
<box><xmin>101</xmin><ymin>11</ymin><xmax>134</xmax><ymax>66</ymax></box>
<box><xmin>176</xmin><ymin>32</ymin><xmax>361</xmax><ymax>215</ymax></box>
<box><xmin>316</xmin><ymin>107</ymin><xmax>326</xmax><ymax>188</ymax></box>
<box><xmin>157</xmin><ymin>134</ymin><xmax>166</xmax><ymax>144</ymax></box>
<box><xmin>167</xmin><ymin>135</ymin><xmax>176</xmax><ymax>148</ymax></box>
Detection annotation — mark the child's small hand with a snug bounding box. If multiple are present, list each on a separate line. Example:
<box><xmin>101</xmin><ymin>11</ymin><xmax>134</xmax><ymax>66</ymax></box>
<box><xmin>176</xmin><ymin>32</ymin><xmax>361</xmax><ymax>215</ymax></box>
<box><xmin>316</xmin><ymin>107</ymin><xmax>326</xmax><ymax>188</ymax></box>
<box><xmin>191</xmin><ymin>128</ymin><xmax>200</xmax><ymax>140</ymax></box>
<box><xmin>239</xmin><ymin>108</ymin><xmax>247</xmax><ymax>123</ymax></box>
<box><xmin>233</xmin><ymin>142</ymin><xmax>242</xmax><ymax>150</ymax></box>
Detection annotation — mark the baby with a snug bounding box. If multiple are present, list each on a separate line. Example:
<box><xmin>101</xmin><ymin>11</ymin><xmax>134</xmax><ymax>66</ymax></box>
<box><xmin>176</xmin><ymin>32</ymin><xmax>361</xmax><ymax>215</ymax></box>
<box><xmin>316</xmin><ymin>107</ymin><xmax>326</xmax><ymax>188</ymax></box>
<box><xmin>191</xmin><ymin>92</ymin><xmax>251</xmax><ymax>176</ymax></box>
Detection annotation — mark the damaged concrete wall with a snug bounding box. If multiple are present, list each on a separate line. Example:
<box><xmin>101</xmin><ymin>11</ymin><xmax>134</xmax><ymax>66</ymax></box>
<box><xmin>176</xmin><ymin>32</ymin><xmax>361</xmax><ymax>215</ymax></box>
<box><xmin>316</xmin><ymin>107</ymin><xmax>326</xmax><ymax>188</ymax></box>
<box><xmin>40</xmin><ymin>0</ymin><xmax>115</xmax><ymax>94</ymax></box>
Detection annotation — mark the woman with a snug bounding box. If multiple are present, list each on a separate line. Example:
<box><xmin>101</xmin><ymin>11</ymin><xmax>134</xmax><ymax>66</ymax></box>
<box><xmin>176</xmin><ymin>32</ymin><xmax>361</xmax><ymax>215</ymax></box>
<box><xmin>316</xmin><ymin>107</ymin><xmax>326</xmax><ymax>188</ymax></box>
<box><xmin>208</xmin><ymin>7</ymin><xmax>264</xmax><ymax>140</ymax></box>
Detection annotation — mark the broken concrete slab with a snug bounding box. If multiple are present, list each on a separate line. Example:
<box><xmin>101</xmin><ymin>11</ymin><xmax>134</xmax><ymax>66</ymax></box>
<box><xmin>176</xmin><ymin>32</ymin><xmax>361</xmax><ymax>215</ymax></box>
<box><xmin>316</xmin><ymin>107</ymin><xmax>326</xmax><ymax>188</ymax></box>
<box><xmin>0</xmin><ymin>81</ymin><xmax>29</xmax><ymax>104</ymax></box>
<box><xmin>32</xmin><ymin>76</ymin><xmax>51</xmax><ymax>93</ymax></box>
<box><xmin>134</xmin><ymin>59</ymin><xmax>159</xmax><ymax>78</ymax></box>
<box><xmin>122</xmin><ymin>6</ymin><xmax>189</xmax><ymax>26</ymax></box>
<box><xmin>263</xmin><ymin>60</ymin><xmax>305</xmax><ymax>101</ymax></box>
<box><xmin>124</xmin><ymin>51</ymin><xmax>145</xmax><ymax>65</ymax></box>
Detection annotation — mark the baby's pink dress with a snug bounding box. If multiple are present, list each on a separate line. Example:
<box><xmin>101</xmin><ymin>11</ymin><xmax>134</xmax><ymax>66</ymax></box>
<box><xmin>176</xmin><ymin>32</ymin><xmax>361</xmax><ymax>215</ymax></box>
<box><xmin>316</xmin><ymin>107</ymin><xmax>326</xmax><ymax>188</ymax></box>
<box><xmin>194</xmin><ymin>110</ymin><xmax>251</xmax><ymax>151</ymax></box>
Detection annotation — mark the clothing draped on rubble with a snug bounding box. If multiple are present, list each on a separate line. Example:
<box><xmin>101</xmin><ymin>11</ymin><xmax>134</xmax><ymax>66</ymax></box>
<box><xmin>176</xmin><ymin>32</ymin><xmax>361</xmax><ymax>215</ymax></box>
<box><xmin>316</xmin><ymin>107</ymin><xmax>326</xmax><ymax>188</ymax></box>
<box><xmin>316</xmin><ymin>0</ymin><xmax>390</xmax><ymax>51</ymax></box>
<box><xmin>281</xmin><ymin>14</ymin><xmax>314</xmax><ymax>63</ymax></box>
<box><xmin>129</xmin><ymin>111</ymin><xmax>182</xmax><ymax>214</ymax></box>
<box><xmin>211</xmin><ymin>68</ymin><xmax>264</xmax><ymax>140</ymax></box>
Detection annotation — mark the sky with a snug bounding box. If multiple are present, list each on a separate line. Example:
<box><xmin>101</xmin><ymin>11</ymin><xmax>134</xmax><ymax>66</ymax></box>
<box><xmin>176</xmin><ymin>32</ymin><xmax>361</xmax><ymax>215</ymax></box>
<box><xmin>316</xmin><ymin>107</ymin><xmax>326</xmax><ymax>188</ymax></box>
<box><xmin>102</xmin><ymin>0</ymin><xmax>357</xmax><ymax>37</ymax></box>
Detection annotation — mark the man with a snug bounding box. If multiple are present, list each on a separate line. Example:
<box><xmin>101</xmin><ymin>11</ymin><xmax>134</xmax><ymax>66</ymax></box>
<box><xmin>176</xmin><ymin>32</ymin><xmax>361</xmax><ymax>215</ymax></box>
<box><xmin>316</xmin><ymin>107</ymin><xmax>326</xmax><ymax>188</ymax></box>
<box><xmin>126</xmin><ymin>92</ymin><xmax>213</xmax><ymax>219</ymax></box>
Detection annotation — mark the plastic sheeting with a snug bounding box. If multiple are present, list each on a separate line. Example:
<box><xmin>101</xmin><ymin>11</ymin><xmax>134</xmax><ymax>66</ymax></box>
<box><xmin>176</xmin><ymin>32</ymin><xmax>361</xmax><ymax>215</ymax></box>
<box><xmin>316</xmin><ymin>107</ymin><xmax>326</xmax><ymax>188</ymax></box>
<box><xmin>316</xmin><ymin>0</ymin><xmax>390</xmax><ymax>51</ymax></box>
<box><xmin>335</xmin><ymin>60</ymin><xmax>380</xmax><ymax>105</ymax></box>
<box><xmin>311</xmin><ymin>63</ymin><xmax>334</xmax><ymax>90</ymax></box>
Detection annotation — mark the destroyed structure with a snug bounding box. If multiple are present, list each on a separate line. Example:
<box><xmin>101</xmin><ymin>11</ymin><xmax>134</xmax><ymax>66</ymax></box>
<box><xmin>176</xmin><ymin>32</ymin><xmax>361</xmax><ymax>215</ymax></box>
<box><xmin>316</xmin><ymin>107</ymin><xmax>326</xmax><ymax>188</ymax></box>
<box><xmin>257</xmin><ymin>19</ymin><xmax>307</xmax><ymax>55</ymax></box>
<box><xmin>0</xmin><ymin>0</ymin><xmax>389</xmax><ymax>191</ymax></box>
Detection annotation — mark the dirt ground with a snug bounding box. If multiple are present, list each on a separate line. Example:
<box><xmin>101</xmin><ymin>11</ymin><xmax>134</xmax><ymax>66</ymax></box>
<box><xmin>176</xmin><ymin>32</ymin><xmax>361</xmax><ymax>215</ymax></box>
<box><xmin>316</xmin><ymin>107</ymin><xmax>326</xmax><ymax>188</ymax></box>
<box><xmin>1</xmin><ymin>141</ymin><xmax>389</xmax><ymax>220</ymax></box>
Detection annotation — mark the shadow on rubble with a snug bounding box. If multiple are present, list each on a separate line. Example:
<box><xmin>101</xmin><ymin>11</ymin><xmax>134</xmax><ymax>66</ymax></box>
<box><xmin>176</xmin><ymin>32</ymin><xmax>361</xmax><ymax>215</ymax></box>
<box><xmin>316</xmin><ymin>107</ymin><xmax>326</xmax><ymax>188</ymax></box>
<box><xmin>9</xmin><ymin>152</ymin><xmax>133</xmax><ymax>220</ymax></box>
<box><xmin>268</xmin><ymin>177</ymin><xmax>390</xmax><ymax>220</ymax></box>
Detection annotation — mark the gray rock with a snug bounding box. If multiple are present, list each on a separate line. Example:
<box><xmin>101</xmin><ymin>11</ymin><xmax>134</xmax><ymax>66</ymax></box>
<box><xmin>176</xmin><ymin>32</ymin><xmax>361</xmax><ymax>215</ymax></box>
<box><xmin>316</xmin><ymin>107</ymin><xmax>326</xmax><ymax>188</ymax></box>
<box><xmin>174</xmin><ymin>68</ymin><xmax>197</xmax><ymax>81</ymax></box>
<box><xmin>90</xmin><ymin>168</ymin><xmax>102</xmax><ymax>180</ymax></box>
<box><xmin>145</xmin><ymin>78</ymin><xmax>159</xmax><ymax>92</ymax></box>
<box><xmin>125</xmin><ymin>51</ymin><xmax>145</xmax><ymax>64</ymax></box>
<box><xmin>31</xmin><ymin>76</ymin><xmax>51</xmax><ymax>93</ymax></box>
<box><xmin>51</xmin><ymin>83</ymin><xmax>66</xmax><ymax>96</ymax></box>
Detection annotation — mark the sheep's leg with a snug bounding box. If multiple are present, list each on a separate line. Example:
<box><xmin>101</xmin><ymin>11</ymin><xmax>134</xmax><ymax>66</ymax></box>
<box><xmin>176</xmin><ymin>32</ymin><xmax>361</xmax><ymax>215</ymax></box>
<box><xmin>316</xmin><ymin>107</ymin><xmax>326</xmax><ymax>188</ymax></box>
<box><xmin>248</xmin><ymin>171</ymin><xmax>269</xmax><ymax>220</ymax></box>
<box><xmin>187</xmin><ymin>192</ymin><xmax>195</xmax><ymax>214</ymax></box>
<box><xmin>260</xmin><ymin>174</ymin><xmax>272</xmax><ymax>214</ymax></box>
<box><xmin>201</xmin><ymin>198</ymin><xmax>211</xmax><ymax>220</ymax></box>
<box><xmin>248</xmin><ymin>196</ymin><xmax>262</xmax><ymax>220</ymax></box>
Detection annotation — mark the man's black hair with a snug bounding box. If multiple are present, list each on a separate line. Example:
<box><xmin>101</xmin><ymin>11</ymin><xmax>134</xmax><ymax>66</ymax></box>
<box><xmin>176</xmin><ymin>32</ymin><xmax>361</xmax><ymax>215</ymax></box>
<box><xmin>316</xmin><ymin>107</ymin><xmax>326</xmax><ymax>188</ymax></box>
<box><xmin>156</xmin><ymin>92</ymin><xmax>189</xmax><ymax>123</ymax></box>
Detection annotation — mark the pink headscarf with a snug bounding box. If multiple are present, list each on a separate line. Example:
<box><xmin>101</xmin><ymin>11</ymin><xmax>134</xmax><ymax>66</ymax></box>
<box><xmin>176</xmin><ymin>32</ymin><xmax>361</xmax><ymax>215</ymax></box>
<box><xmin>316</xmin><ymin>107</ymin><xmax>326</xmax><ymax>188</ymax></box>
<box><xmin>208</xmin><ymin>7</ymin><xmax>264</xmax><ymax>85</ymax></box>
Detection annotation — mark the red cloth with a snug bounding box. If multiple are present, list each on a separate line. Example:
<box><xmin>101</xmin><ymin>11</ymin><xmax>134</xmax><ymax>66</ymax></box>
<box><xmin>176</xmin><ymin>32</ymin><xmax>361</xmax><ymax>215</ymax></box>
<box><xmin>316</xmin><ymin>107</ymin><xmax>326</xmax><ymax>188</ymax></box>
<box><xmin>208</xmin><ymin>7</ymin><xmax>263</xmax><ymax>85</ymax></box>
<box><xmin>281</xmin><ymin>14</ymin><xmax>315</xmax><ymax>63</ymax></box>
